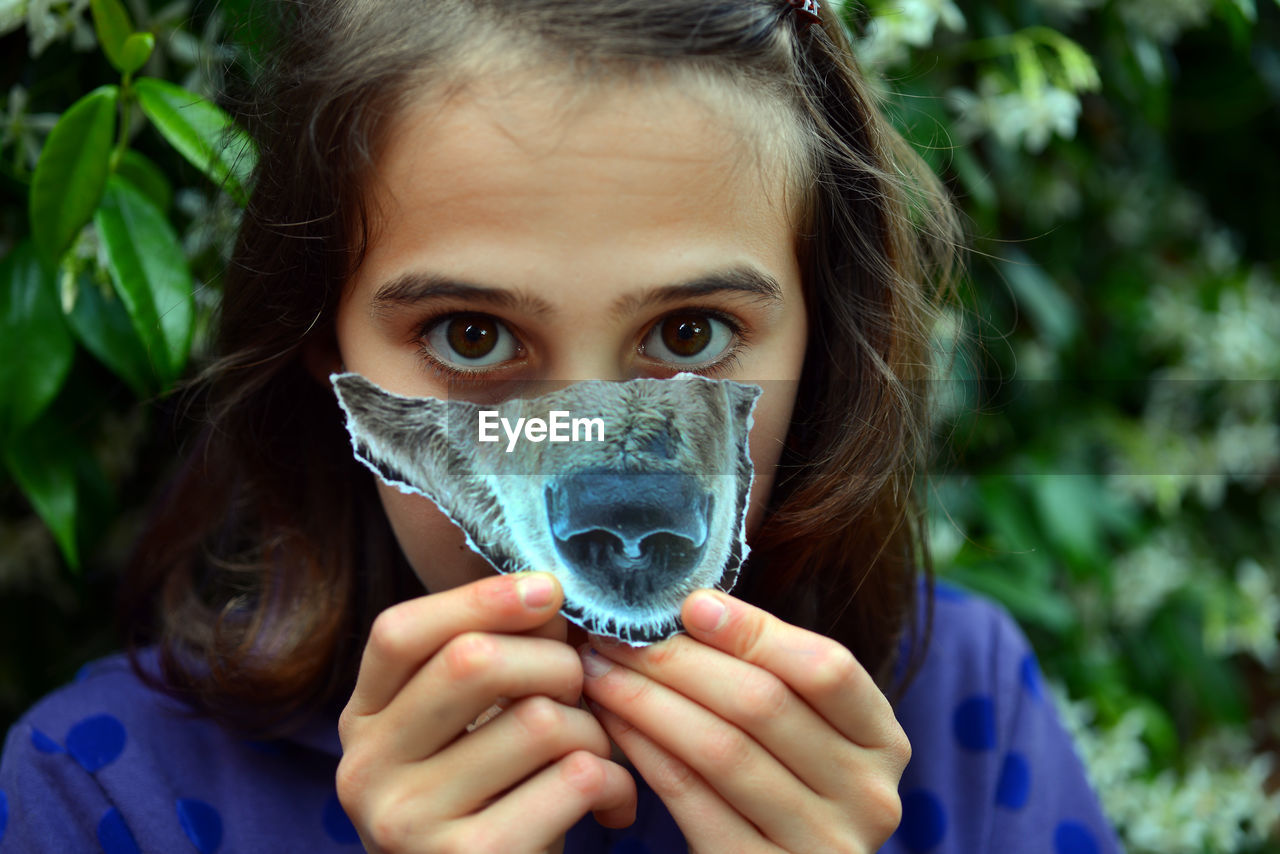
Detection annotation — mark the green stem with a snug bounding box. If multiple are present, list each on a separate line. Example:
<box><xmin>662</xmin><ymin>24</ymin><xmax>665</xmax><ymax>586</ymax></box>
<box><xmin>110</xmin><ymin>72</ymin><xmax>133</xmax><ymax>172</ymax></box>
<box><xmin>953</xmin><ymin>26</ymin><xmax>1065</xmax><ymax>63</ymax></box>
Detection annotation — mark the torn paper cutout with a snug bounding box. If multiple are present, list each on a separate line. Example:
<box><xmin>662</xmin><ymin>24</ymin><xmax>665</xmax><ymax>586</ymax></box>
<box><xmin>331</xmin><ymin>372</ymin><xmax>760</xmax><ymax>644</ymax></box>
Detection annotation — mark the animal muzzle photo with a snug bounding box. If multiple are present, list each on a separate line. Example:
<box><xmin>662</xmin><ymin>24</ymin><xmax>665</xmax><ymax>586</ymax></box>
<box><xmin>332</xmin><ymin>370</ymin><xmax>760</xmax><ymax>643</ymax></box>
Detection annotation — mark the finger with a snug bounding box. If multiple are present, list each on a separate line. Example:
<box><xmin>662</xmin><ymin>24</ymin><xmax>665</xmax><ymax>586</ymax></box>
<box><xmin>455</xmin><ymin>751</ymin><xmax>636</xmax><ymax>848</ymax></box>
<box><xmin>589</xmin><ymin>702</ymin><xmax>776</xmax><ymax>852</ymax></box>
<box><xmin>522</xmin><ymin>613</ymin><xmax>570</xmax><ymax>644</ymax></box>
<box><xmin>377</xmin><ymin>634</ymin><xmax>584</xmax><ymax>760</ymax></box>
<box><xmin>426</xmin><ymin>696</ymin><xmax>613</xmax><ymax>816</ymax></box>
<box><xmin>591</xmin><ymin>633</ymin><xmax>860</xmax><ymax>797</ymax></box>
<box><xmin>582</xmin><ymin>646</ymin><xmax>820</xmax><ymax>848</ymax></box>
<box><xmin>346</xmin><ymin>572</ymin><xmax>562</xmax><ymax>718</ymax></box>
<box><xmin>680</xmin><ymin>590</ymin><xmax>902</xmax><ymax>749</ymax></box>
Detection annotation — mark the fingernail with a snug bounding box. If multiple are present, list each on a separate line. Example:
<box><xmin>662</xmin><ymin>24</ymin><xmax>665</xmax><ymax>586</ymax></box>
<box><xmin>581</xmin><ymin>647</ymin><xmax>613</xmax><ymax>678</ymax></box>
<box><xmin>516</xmin><ymin>573</ymin><xmax>554</xmax><ymax>609</ymax></box>
<box><xmin>687</xmin><ymin>592</ymin><xmax>728</xmax><ymax>633</ymax></box>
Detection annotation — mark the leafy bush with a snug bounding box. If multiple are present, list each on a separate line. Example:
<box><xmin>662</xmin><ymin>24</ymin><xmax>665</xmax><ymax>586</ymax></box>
<box><xmin>0</xmin><ymin>0</ymin><xmax>248</xmax><ymax>724</ymax></box>
<box><xmin>848</xmin><ymin>1</ymin><xmax>1280</xmax><ymax>850</ymax></box>
<box><xmin>1</xmin><ymin>1</ymin><xmax>1277</xmax><ymax>851</ymax></box>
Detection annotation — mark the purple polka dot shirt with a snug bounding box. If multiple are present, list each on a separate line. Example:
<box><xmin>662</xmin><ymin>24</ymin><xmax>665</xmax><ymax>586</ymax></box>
<box><xmin>0</xmin><ymin>584</ymin><xmax>1123</xmax><ymax>852</ymax></box>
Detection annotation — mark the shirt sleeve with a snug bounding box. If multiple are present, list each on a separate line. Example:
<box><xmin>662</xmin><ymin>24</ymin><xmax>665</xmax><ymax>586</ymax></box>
<box><xmin>980</xmin><ymin>605</ymin><xmax>1123</xmax><ymax>853</ymax></box>
<box><xmin>886</xmin><ymin>586</ymin><xmax>1125</xmax><ymax>854</ymax></box>
<box><xmin>2</xmin><ymin>653</ymin><xmax>367</xmax><ymax>853</ymax></box>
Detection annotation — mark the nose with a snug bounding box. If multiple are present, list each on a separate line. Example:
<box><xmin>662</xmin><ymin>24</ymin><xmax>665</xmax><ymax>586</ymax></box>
<box><xmin>547</xmin><ymin>473</ymin><xmax>709</xmax><ymax>557</ymax></box>
<box><xmin>545</xmin><ymin>344</ymin><xmax>632</xmax><ymax>386</ymax></box>
<box><xmin>545</xmin><ymin>474</ymin><xmax>713</xmax><ymax>605</ymax></box>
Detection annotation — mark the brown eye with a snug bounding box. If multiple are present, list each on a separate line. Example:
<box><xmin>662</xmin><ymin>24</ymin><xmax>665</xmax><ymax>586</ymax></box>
<box><xmin>642</xmin><ymin>311</ymin><xmax>736</xmax><ymax>367</ymax></box>
<box><xmin>660</xmin><ymin>314</ymin><xmax>712</xmax><ymax>357</ymax></box>
<box><xmin>425</xmin><ymin>314</ymin><xmax>520</xmax><ymax>369</ymax></box>
<box><xmin>446</xmin><ymin>316</ymin><xmax>498</xmax><ymax>359</ymax></box>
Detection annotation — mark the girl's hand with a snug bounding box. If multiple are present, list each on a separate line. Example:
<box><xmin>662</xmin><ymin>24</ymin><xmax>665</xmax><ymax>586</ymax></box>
<box><xmin>581</xmin><ymin>590</ymin><xmax>911</xmax><ymax>854</ymax></box>
<box><xmin>336</xmin><ymin>572</ymin><xmax>637</xmax><ymax>854</ymax></box>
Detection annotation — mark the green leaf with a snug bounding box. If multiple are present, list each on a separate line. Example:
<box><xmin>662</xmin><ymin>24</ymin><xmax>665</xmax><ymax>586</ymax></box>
<box><xmin>94</xmin><ymin>176</ymin><xmax>195</xmax><ymax>381</ymax></box>
<box><xmin>90</xmin><ymin>0</ymin><xmax>134</xmax><ymax>73</ymax></box>
<box><xmin>116</xmin><ymin>149</ymin><xmax>172</xmax><ymax>212</ymax></box>
<box><xmin>1132</xmin><ymin>698</ymin><xmax>1179</xmax><ymax>768</ymax></box>
<box><xmin>3</xmin><ymin>414</ymin><xmax>80</xmax><ymax>569</ymax></box>
<box><xmin>134</xmin><ymin>77</ymin><xmax>253</xmax><ymax>206</ymax></box>
<box><xmin>1031</xmin><ymin>474</ymin><xmax>1103</xmax><ymax>565</ymax></box>
<box><xmin>994</xmin><ymin>247</ymin><xmax>1079</xmax><ymax>347</ymax></box>
<box><xmin>29</xmin><ymin>86</ymin><xmax>119</xmax><ymax>267</ymax></box>
<box><xmin>940</xmin><ymin>565</ymin><xmax>1077</xmax><ymax>633</ymax></box>
<box><xmin>118</xmin><ymin>31</ymin><xmax>155</xmax><ymax>75</ymax></box>
<box><xmin>65</xmin><ymin>273</ymin><xmax>158</xmax><ymax>398</ymax></box>
<box><xmin>0</xmin><ymin>243</ymin><xmax>74</xmax><ymax>441</ymax></box>
<box><xmin>951</xmin><ymin>146</ymin><xmax>997</xmax><ymax>213</ymax></box>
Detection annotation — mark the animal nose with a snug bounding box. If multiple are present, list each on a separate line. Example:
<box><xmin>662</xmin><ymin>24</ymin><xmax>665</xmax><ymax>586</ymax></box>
<box><xmin>547</xmin><ymin>472</ymin><xmax>709</xmax><ymax>557</ymax></box>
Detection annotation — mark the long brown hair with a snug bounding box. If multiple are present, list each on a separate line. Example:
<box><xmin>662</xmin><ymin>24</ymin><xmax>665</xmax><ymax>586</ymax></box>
<box><xmin>122</xmin><ymin>0</ymin><xmax>959</xmax><ymax>735</ymax></box>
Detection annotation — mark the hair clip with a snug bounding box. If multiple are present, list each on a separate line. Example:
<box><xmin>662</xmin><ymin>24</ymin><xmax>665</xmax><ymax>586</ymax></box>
<box><xmin>787</xmin><ymin>0</ymin><xmax>821</xmax><ymax>26</ymax></box>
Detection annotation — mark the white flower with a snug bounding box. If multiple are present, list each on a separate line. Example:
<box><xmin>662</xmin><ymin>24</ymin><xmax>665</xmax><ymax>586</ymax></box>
<box><xmin>1202</xmin><ymin>227</ymin><xmax>1241</xmax><ymax>274</ymax></box>
<box><xmin>1204</xmin><ymin>558</ymin><xmax>1280</xmax><ymax>667</ymax></box>
<box><xmin>1110</xmin><ymin>530</ymin><xmax>1195</xmax><ymax>627</ymax></box>
<box><xmin>1199</xmin><ymin>274</ymin><xmax>1280</xmax><ymax>377</ymax></box>
<box><xmin>0</xmin><ymin>0</ymin><xmax>27</xmax><ymax>36</ymax></box>
<box><xmin>1144</xmin><ymin>284</ymin><xmax>1201</xmax><ymax>350</ymax></box>
<box><xmin>1014</xmin><ymin>84</ymin><xmax>1079</xmax><ymax>152</ymax></box>
<box><xmin>1</xmin><ymin>86</ymin><xmax>58</xmax><ymax>172</ymax></box>
<box><xmin>1213</xmin><ymin>418</ymin><xmax>1279</xmax><ymax>480</ymax></box>
<box><xmin>1034</xmin><ymin>0</ymin><xmax>1105</xmax><ymax>22</ymax></box>
<box><xmin>927</xmin><ymin>513</ymin><xmax>964</xmax><ymax>565</ymax></box>
<box><xmin>25</xmin><ymin>0</ymin><xmax>92</xmax><ymax>56</ymax></box>
<box><xmin>1054</xmin><ymin>688</ymin><xmax>1280</xmax><ymax>853</ymax></box>
<box><xmin>1118</xmin><ymin>0</ymin><xmax>1213</xmax><ymax>43</ymax></box>
<box><xmin>948</xmin><ymin>76</ymin><xmax>1082</xmax><ymax>153</ymax></box>
<box><xmin>858</xmin><ymin>0</ymin><xmax>966</xmax><ymax>68</ymax></box>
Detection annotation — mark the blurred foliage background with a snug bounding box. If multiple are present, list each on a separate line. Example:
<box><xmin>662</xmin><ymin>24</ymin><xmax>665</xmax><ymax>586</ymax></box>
<box><xmin>0</xmin><ymin>0</ymin><xmax>1277</xmax><ymax>850</ymax></box>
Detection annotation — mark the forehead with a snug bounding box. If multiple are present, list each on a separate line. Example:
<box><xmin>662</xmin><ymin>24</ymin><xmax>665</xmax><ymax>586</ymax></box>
<box><xmin>348</xmin><ymin>71</ymin><xmax>806</xmax><ymax>299</ymax></box>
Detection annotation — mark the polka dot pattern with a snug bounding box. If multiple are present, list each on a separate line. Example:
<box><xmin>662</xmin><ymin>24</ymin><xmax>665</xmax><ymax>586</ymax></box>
<box><xmin>995</xmin><ymin>751</ymin><xmax>1031</xmax><ymax>809</ymax></box>
<box><xmin>30</xmin><ymin>728</ymin><xmax>62</xmax><ymax>754</ymax></box>
<box><xmin>176</xmin><ymin>798</ymin><xmax>223</xmax><ymax>854</ymax></box>
<box><xmin>67</xmin><ymin>715</ymin><xmax>127</xmax><ymax>773</ymax></box>
<box><xmin>322</xmin><ymin>792</ymin><xmax>360</xmax><ymax>845</ymax></box>
<box><xmin>96</xmin><ymin>807</ymin><xmax>140</xmax><ymax>854</ymax></box>
<box><xmin>5</xmin><ymin>599</ymin><xmax>1120</xmax><ymax>852</ymax></box>
<box><xmin>952</xmin><ymin>695</ymin><xmax>996</xmax><ymax>751</ymax></box>
<box><xmin>895</xmin><ymin>788</ymin><xmax>947</xmax><ymax>852</ymax></box>
<box><xmin>1054</xmin><ymin>820</ymin><xmax>1100</xmax><ymax>854</ymax></box>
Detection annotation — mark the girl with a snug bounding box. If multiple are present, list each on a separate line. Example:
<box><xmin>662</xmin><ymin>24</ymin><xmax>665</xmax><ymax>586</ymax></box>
<box><xmin>0</xmin><ymin>0</ymin><xmax>1122</xmax><ymax>852</ymax></box>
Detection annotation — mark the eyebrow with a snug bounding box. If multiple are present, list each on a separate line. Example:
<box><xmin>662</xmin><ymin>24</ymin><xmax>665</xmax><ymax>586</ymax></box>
<box><xmin>370</xmin><ymin>273</ymin><xmax>555</xmax><ymax>320</ymax></box>
<box><xmin>369</xmin><ymin>265</ymin><xmax>785</xmax><ymax>320</ymax></box>
<box><xmin>609</xmin><ymin>267</ymin><xmax>785</xmax><ymax>319</ymax></box>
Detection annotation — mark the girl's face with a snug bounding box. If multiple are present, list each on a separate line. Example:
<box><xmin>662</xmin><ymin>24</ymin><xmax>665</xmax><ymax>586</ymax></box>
<box><xmin>334</xmin><ymin>75</ymin><xmax>808</xmax><ymax>598</ymax></box>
